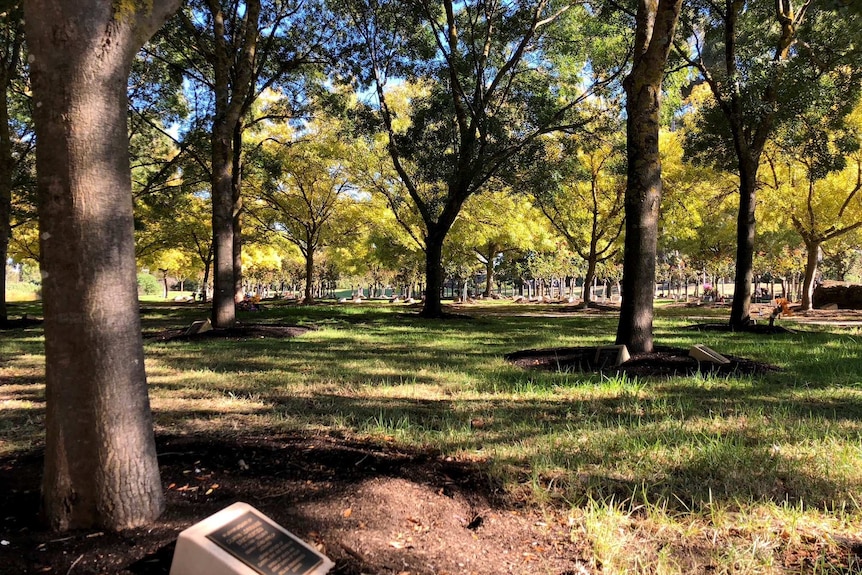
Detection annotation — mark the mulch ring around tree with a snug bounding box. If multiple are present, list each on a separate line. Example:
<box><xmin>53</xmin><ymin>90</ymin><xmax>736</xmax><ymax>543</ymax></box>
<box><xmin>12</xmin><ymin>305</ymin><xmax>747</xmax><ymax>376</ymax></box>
<box><xmin>505</xmin><ymin>345</ymin><xmax>779</xmax><ymax>377</ymax></box>
<box><xmin>145</xmin><ymin>323</ymin><xmax>313</xmax><ymax>342</ymax></box>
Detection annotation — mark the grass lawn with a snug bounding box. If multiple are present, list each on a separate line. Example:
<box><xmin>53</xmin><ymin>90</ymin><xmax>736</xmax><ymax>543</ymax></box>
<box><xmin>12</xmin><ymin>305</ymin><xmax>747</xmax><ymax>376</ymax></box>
<box><xmin>2</xmin><ymin>299</ymin><xmax>862</xmax><ymax>573</ymax></box>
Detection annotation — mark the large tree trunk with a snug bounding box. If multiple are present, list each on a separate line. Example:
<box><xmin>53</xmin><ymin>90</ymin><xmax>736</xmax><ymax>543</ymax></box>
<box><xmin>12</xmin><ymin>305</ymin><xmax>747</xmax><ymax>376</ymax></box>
<box><xmin>211</xmin><ymin>120</ymin><xmax>235</xmax><ymax>327</ymax></box>
<box><xmin>483</xmin><ymin>246</ymin><xmax>495</xmax><ymax>298</ymax></box>
<box><xmin>617</xmin><ymin>55</ymin><xmax>660</xmax><ymax>351</ymax></box>
<box><xmin>616</xmin><ymin>0</ymin><xmax>682</xmax><ymax>354</ymax></box>
<box><xmin>421</xmin><ymin>229</ymin><xmax>445</xmax><ymax>318</ymax></box>
<box><xmin>303</xmin><ymin>247</ymin><xmax>314</xmax><ymax>304</ymax></box>
<box><xmin>583</xmin><ymin>259</ymin><xmax>597</xmax><ymax>306</ymax></box>
<box><xmin>729</xmin><ymin>162</ymin><xmax>758</xmax><ymax>327</ymax></box>
<box><xmin>25</xmin><ymin>0</ymin><xmax>178</xmax><ymax>530</ymax></box>
<box><xmin>232</xmin><ymin>124</ymin><xmax>244</xmax><ymax>303</ymax></box>
<box><xmin>801</xmin><ymin>240</ymin><xmax>820</xmax><ymax>311</ymax></box>
<box><xmin>206</xmin><ymin>0</ymin><xmax>260</xmax><ymax>328</ymax></box>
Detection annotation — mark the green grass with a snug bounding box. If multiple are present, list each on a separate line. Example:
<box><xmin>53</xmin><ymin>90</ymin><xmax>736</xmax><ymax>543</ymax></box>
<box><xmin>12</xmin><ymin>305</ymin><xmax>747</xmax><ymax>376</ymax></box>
<box><xmin>4</xmin><ymin>282</ymin><xmax>40</xmax><ymax>301</ymax></box>
<box><xmin>2</xmin><ymin>300</ymin><xmax>862</xmax><ymax>573</ymax></box>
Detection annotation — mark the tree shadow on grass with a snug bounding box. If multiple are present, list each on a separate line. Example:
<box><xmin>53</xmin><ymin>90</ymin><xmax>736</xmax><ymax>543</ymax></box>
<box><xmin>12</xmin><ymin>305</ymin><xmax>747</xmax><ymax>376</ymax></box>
<box><xmin>5</xmin><ymin>426</ymin><xmax>862</xmax><ymax>574</ymax></box>
<box><xmin>6</xmin><ymin>371</ymin><xmax>862</xmax><ymax>574</ymax></box>
<box><xmin>146</xmin><ymin>388</ymin><xmax>862</xmax><ymax>511</ymax></box>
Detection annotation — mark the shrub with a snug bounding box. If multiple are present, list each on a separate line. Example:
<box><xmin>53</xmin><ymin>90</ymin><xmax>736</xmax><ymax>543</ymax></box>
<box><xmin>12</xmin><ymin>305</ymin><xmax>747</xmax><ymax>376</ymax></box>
<box><xmin>137</xmin><ymin>273</ymin><xmax>161</xmax><ymax>296</ymax></box>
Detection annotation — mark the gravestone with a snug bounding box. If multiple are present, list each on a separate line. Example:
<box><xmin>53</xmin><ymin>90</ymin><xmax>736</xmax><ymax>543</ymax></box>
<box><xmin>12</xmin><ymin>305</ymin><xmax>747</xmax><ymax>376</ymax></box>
<box><xmin>594</xmin><ymin>345</ymin><xmax>630</xmax><ymax>368</ymax></box>
<box><xmin>170</xmin><ymin>502</ymin><xmax>334</xmax><ymax>575</ymax></box>
<box><xmin>688</xmin><ymin>344</ymin><xmax>729</xmax><ymax>365</ymax></box>
<box><xmin>185</xmin><ymin>319</ymin><xmax>213</xmax><ymax>336</ymax></box>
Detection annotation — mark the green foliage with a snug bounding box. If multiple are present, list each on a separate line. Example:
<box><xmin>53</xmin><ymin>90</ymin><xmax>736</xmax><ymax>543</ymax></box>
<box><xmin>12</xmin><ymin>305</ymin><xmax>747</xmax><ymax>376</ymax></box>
<box><xmin>137</xmin><ymin>272</ymin><xmax>161</xmax><ymax>295</ymax></box>
<box><xmin>338</xmin><ymin>0</ymin><xmax>630</xmax><ymax>308</ymax></box>
<box><xmin>680</xmin><ymin>0</ymin><xmax>862</xmax><ymax>170</ymax></box>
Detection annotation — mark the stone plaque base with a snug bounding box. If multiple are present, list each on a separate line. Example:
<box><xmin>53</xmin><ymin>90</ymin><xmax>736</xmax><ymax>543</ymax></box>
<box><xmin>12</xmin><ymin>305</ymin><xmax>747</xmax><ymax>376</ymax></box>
<box><xmin>169</xmin><ymin>502</ymin><xmax>333</xmax><ymax>575</ymax></box>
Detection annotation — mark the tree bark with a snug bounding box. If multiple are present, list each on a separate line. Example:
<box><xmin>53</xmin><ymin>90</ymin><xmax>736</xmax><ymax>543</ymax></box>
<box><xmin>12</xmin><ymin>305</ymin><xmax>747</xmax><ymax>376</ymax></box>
<box><xmin>801</xmin><ymin>240</ymin><xmax>820</xmax><ymax>311</ymax></box>
<box><xmin>304</xmin><ymin>247</ymin><xmax>315</xmax><ymax>304</ymax></box>
<box><xmin>160</xmin><ymin>269</ymin><xmax>169</xmax><ymax>299</ymax></box>
<box><xmin>232</xmin><ymin>124</ymin><xmax>244</xmax><ymax>303</ymax></box>
<box><xmin>616</xmin><ymin>0</ymin><xmax>682</xmax><ymax>354</ymax></box>
<box><xmin>583</xmin><ymin>259</ymin><xmax>596</xmax><ymax>306</ymax></box>
<box><xmin>729</xmin><ymin>160</ymin><xmax>758</xmax><ymax>327</ymax></box>
<box><xmin>25</xmin><ymin>0</ymin><xmax>179</xmax><ymax>530</ymax></box>
<box><xmin>483</xmin><ymin>246</ymin><xmax>495</xmax><ymax>298</ymax></box>
<box><xmin>211</xmin><ymin>116</ymin><xmax>236</xmax><ymax>326</ymax></box>
<box><xmin>421</xmin><ymin>228</ymin><xmax>446</xmax><ymax>317</ymax></box>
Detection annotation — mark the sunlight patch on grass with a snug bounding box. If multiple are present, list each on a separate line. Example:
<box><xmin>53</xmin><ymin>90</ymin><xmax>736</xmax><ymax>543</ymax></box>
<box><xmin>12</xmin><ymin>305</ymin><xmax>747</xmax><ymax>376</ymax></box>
<box><xmin>0</xmin><ymin>353</ymin><xmax>45</xmax><ymax>371</ymax></box>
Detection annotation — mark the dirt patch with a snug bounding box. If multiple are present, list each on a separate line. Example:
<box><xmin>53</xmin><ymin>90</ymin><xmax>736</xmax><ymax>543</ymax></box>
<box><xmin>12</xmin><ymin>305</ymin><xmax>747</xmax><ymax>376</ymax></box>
<box><xmin>145</xmin><ymin>323</ymin><xmax>312</xmax><ymax>342</ymax></box>
<box><xmin>505</xmin><ymin>345</ymin><xmax>778</xmax><ymax>378</ymax></box>
<box><xmin>0</xmin><ymin>434</ymin><xmax>589</xmax><ymax>574</ymax></box>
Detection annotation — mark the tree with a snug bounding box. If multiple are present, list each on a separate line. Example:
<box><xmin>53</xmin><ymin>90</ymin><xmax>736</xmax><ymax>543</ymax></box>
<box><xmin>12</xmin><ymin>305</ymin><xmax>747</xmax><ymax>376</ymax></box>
<box><xmin>535</xmin><ymin>129</ymin><xmax>625</xmax><ymax>306</ymax></box>
<box><xmin>351</xmin><ymin>190</ymin><xmax>426</xmax><ymax>298</ymax></box>
<box><xmin>776</xmin><ymin>102</ymin><xmax>862</xmax><ymax>309</ymax></box>
<box><xmin>195</xmin><ymin>0</ymin><xmax>262</xmax><ymax>326</ymax></box>
<box><xmin>24</xmin><ymin>0</ymin><xmax>179</xmax><ymax>530</ymax></box>
<box><xmin>677</xmin><ymin>0</ymin><xmax>862</xmax><ymax>327</ymax></box>
<box><xmin>821</xmin><ymin>233</ymin><xmax>862</xmax><ymax>282</ymax></box>
<box><xmin>348</xmin><ymin>106</ymin><xmax>430</xmax><ymax>294</ymax></box>
<box><xmin>344</xmin><ymin>0</ymin><xmax>622</xmax><ymax>317</ymax></box>
<box><xmin>149</xmin><ymin>0</ymin><xmax>327</xmax><ymax>326</ymax></box>
<box><xmin>615</xmin><ymin>0</ymin><xmax>683</xmax><ymax>353</ymax></box>
<box><xmin>132</xmin><ymin>141</ymin><xmax>215</xmax><ymax>301</ymax></box>
<box><xmin>252</xmin><ymin>119</ymin><xmax>355</xmax><ymax>303</ymax></box>
<box><xmin>242</xmin><ymin>242</ymin><xmax>284</xmax><ymax>294</ymax></box>
<box><xmin>0</xmin><ymin>5</ymin><xmax>27</xmax><ymax>323</ymax></box>
<box><xmin>660</xmin><ymin>129</ymin><xmax>738</xmax><ymax>296</ymax></box>
<box><xmin>144</xmin><ymin>248</ymin><xmax>195</xmax><ymax>298</ymax></box>
<box><xmin>454</xmin><ymin>190</ymin><xmax>543</xmax><ymax>298</ymax></box>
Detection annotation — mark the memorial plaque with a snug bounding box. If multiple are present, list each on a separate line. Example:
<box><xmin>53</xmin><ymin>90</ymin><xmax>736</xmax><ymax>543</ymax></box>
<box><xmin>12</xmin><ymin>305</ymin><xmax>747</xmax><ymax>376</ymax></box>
<box><xmin>170</xmin><ymin>503</ymin><xmax>333</xmax><ymax>575</ymax></box>
<box><xmin>594</xmin><ymin>345</ymin><xmax>630</xmax><ymax>368</ymax></box>
<box><xmin>185</xmin><ymin>318</ymin><xmax>213</xmax><ymax>336</ymax></box>
<box><xmin>688</xmin><ymin>344</ymin><xmax>730</xmax><ymax>365</ymax></box>
<box><xmin>206</xmin><ymin>512</ymin><xmax>323</xmax><ymax>575</ymax></box>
